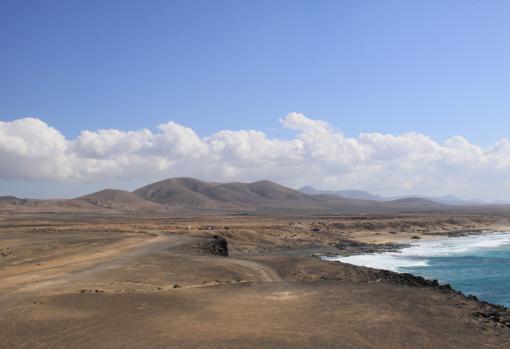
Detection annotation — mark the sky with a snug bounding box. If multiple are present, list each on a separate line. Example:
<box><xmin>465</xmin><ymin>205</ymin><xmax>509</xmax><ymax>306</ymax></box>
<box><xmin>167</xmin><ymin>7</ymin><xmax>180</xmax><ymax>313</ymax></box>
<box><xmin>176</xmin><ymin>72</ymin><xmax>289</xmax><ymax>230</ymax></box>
<box><xmin>1</xmin><ymin>0</ymin><xmax>510</xmax><ymax>200</ymax></box>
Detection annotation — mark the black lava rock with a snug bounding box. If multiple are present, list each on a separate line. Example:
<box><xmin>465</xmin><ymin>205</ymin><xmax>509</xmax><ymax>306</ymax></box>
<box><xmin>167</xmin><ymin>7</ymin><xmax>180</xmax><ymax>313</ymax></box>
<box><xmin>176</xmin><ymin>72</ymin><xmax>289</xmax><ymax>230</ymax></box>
<box><xmin>201</xmin><ymin>235</ymin><xmax>229</xmax><ymax>257</ymax></box>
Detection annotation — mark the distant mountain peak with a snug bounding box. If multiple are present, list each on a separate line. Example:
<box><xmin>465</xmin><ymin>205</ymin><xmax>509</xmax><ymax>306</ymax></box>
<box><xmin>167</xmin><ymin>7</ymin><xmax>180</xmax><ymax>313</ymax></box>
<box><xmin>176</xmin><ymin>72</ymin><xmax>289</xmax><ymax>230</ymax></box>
<box><xmin>298</xmin><ymin>186</ymin><xmax>381</xmax><ymax>200</ymax></box>
<box><xmin>298</xmin><ymin>185</ymin><xmax>475</xmax><ymax>206</ymax></box>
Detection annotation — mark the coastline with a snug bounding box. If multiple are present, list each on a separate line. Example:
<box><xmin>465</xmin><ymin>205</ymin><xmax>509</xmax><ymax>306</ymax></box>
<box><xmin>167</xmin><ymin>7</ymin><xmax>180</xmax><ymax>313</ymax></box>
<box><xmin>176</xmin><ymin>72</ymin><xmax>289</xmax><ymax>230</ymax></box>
<box><xmin>320</xmin><ymin>230</ymin><xmax>510</xmax><ymax>329</ymax></box>
<box><xmin>338</xmin><ymin>257</ymin><xmax>510</xmax><ymax>329</ymax></box>
<box><xmin>322</xmin><ymin>228</ymin><xmax>506</xmax><ymax>258</ymax></box>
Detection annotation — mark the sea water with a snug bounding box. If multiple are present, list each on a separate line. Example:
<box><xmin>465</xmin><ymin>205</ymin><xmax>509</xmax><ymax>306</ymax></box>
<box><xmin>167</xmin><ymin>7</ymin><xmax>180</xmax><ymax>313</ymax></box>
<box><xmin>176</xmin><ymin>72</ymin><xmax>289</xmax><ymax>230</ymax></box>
<box><xmin>324</xmin><ymin>233</ymin><xmax>510</xmax><ymax>307</ymax></box>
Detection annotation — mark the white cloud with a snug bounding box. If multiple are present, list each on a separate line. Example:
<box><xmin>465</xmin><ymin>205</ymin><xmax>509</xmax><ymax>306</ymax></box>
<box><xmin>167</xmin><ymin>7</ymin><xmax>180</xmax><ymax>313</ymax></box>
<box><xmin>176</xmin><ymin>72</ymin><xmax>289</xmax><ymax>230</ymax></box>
<box><xmin>0</xmin><ymin>118</ymin><xmax>72</xmax><ymax>180</ymax></box>
<box><xmin>1</xmin><ymin>113</ymin><xmax>510</xmax><ymax>199</ymax></box>
<box><xmin>280</xmin><ymin>112</ymin><xmax>331</xmax><ymax>132</ymax></box>
<box><xmin>154</xmin><ymin>122</ymin><xmax>208</xmax><ymax>158</ymax></box>
<box><xmin>73</xmin><ymin>129</ymin><xmax>153</xmax><ymax>158</ymax></box>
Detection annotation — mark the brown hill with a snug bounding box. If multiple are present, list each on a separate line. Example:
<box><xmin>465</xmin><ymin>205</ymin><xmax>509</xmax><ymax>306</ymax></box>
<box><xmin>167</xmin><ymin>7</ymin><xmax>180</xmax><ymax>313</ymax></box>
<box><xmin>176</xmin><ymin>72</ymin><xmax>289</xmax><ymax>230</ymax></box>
<box><xmin>133</xmin><ymin>178</ymin><xmax>220</xmax><ymax>208</ymax></box>
<box><xmin>78</xmin><ymin>189</ymin><xmax>167</xmax><ymax>212</ymax></box>
<box><xmin>0</xmin><ymin>196</ymin><xmax>105</xmax><ymax>213</ymax></box>
<box><xmin>0</xmin><ymin>196</ymin><xmax>27</xmax><ymax>206</ymax></box>
<box><xmin>1</xmin><ymin>178</ymin><xmax>467</xmax><ymax>215</ymax></box>
<box><xmin>0</xmin><ymin>190</ymin><xmax>167</xmax><ymax>213</ymax></box>
<box><xmin>386</xmin><ymin>197</ymin><xmax>442</xmax><ymax>208</ymax></box>
<box><xmin>133</xmin><ymin>177</ymin><xmax>326</xmax><ymax>211</ymax></box>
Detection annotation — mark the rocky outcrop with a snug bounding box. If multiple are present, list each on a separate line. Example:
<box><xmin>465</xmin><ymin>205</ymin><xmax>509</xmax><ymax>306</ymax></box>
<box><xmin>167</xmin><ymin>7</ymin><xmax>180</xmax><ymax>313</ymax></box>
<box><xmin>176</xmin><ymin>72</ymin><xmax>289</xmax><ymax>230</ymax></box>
<box><xmin>334</xmin><ymin>239</ymin><xmax>408</xmax><ymax>255</ymax></box>
<box><xmin>348</xmin><ymin>264</ymin><xmax>510</xmax><ymax>329</ymax></box>
<box><xmin>200</xmin><ymin>235</ymin><xmax>229</xmax><ymax>257</ymax></box>
<box><xmin>300</xmin><ymin>254</ymin><xmax>510</xmax><ymax>330</ymax></box>
<box><xmin>473</xmin><ymin>300</ymin><xmax>510</xmax><ymax>329</ymax></box>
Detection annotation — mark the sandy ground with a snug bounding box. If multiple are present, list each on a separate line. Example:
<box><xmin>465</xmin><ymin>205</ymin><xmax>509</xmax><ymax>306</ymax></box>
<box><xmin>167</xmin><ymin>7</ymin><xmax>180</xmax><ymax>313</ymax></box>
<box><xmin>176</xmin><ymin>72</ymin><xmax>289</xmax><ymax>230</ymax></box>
<box><xmin>1</xmin><ymin>212</ymin><xmax>510</xmax><ymax>348</ymax></box>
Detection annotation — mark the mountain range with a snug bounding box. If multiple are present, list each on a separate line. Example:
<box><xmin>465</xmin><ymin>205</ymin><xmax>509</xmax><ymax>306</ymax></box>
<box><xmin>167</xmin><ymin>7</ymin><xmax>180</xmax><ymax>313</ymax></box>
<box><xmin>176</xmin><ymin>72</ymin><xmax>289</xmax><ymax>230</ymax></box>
<box><xmin>298</xmin><ymin>186</ymin><xmax>483</xmax><ymax>205</ymax></box>
<box><xmin>0</xmin><ymin>177</ymin><xmax>505</xmax><ymax>215</ymax></box>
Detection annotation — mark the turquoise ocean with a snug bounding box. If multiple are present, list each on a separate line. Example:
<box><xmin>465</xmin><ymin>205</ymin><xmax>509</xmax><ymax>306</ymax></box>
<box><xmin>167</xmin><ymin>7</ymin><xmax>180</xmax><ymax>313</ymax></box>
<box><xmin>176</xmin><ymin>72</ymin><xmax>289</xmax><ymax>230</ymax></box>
<box><xmin>325</xmin><ymin>233</ymin><xmax>510</xmax><ymax>307</ymax></box>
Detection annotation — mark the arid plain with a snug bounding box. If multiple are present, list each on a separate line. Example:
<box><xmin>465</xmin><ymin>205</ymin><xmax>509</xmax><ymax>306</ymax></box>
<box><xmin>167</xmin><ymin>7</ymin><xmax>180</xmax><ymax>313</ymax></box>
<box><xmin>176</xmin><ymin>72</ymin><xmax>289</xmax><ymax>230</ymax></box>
<box><xmin>2</xmin><ymin>208</ymin><xmax>510</xmax><ymax>349</ymax></box>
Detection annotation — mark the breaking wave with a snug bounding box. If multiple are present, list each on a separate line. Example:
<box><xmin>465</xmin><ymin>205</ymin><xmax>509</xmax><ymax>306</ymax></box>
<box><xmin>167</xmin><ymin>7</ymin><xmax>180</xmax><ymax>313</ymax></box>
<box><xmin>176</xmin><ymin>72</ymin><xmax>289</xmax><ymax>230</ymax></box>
<box><xmin>324</xmin><ymin>232</ymin><xmax>510</xmax><ymax>272</ymax></box>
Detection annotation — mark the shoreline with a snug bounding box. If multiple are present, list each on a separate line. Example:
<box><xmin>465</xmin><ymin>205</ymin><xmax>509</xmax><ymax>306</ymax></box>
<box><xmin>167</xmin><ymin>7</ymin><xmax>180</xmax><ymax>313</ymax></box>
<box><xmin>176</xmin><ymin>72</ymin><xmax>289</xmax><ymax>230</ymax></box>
<box><xmin>319</xmin><ymin>230</ymin><xmax>510</xmax><ymax>327</ymax></box>
<box><xmin>322</xmin><ymin>229</ymin><xmax>508</xmax><ymax>258</ymax></box>
<box><xmin>339</xmin><ymin>257</ymin><xmax>510</xmax><ymax>329</ymax></box>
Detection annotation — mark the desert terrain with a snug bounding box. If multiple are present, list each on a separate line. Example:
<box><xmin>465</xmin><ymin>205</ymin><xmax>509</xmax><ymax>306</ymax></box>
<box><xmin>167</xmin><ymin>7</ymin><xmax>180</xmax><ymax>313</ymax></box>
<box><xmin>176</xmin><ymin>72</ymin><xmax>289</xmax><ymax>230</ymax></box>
<box><xmin>2</xmin><ymin>210</ymin><xmax>510</xmax><ymax>349</ymax></box>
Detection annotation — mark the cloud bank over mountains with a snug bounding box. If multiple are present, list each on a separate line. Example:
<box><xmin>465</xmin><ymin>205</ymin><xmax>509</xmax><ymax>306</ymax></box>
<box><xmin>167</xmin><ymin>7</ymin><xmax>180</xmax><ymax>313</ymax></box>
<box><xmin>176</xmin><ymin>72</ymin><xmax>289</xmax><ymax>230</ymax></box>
<box><xmin>1</xmin><ymin>112</ymin><xmax>510</xmax><ymax>199</ymax></box>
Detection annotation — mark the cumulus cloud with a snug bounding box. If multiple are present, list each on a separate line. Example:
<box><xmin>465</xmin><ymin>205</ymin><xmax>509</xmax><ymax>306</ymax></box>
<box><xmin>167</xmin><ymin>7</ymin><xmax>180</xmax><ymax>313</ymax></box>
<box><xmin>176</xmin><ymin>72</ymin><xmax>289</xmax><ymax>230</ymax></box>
<box><xmin>0</xmin><ymin>118</ymin><xmax>73</xmax><ymax>180</ymax></box>
<box><xmin>1</xmin><ymin>113</ymin><xmax>510</xmax><ymax>199</ymax></box>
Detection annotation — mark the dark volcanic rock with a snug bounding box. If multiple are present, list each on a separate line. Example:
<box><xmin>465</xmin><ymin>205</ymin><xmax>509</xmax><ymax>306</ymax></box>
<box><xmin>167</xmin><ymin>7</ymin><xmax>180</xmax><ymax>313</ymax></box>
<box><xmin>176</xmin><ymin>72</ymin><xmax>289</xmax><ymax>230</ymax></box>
<box><xmin>200</xmin><ymin>235</ymin><xmax>229</xmax><ymax>257</ymax></box>
<box><xmin>321</xmin><ymin>239</ymin><xmax>510</xmax><ymax>330</ymax></box>
<box><xmin>334</xmin><ymin>239</ymin><xmax>408</xmax><ymax>255</ymax></box>
<box><xmin>350</xmin><ymin>263</ymin><xmax>510</xmax><ymax>329</ymax></box>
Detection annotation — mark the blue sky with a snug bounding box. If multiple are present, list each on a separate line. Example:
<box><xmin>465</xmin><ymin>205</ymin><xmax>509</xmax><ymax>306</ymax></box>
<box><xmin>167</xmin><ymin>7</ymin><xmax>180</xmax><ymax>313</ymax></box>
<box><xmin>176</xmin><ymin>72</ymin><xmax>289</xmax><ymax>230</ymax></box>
<box><xmin>2</xmin><ymin>0</ymin><xmax>510</xmax><ymax>199</ymax></box>
<box><xmin>2</xmin><ymin>0</ymin><xmax>510</xmax><ymax>144</ymax></box>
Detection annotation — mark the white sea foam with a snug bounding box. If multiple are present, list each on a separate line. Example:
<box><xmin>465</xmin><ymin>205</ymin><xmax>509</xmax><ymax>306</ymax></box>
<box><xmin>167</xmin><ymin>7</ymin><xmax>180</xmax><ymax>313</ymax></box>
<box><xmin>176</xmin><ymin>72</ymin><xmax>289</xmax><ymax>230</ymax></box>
<box><xmin>323</xmin><ymin>232</ymin><xmax>510</xmax><ymax>272</ymax></box>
